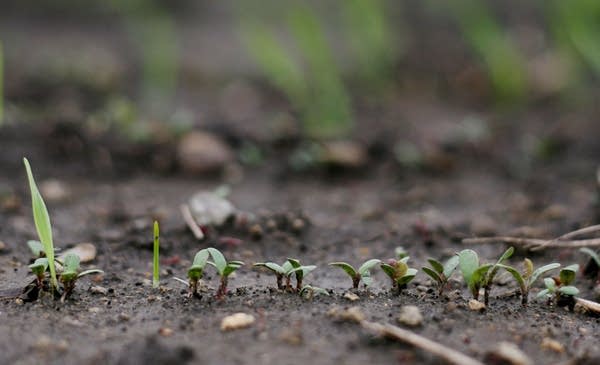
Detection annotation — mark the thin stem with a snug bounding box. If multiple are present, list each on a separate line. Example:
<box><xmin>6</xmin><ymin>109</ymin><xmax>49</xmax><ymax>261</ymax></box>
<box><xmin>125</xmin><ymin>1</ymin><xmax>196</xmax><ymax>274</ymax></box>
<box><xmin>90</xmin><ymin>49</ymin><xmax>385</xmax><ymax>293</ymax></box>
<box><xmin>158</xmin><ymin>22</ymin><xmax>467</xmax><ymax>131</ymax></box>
<box><xmin>153</xmin><ymin>221</ymin><xmax>160</xmax><ymax>289</ymax></box>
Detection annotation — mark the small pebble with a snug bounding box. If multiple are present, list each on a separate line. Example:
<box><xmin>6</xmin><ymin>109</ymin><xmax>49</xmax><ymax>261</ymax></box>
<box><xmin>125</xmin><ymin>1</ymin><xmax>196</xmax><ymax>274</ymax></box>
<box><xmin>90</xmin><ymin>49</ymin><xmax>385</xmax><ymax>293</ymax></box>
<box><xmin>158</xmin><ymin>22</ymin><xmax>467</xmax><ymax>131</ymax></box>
<box><xmin>158</xmin><ymin>327</ymin><xmax>174</xmax><ymax>337</ymax></box>
<box><xmin>90</xmin><ymin>286</ymin><xmax>108</xmax><ymax>295</ymax></box>
<box><xmin>249</xmin><ymin>224</ymin><xmax>263</xmax><ymax>240</ymax></box>
<box><xmin>327</xmin><ymin>306</ymin><xmax>365</xmax><ymax>323</ymax></box>
<box><xmin>343</xmin><ymin>292</ymin><xmax>360</xmax><ymax>302</ymax></box>
<box><xmin>0</xmin><ymin>241</ymin><xmax>6</xmax><ymax>252</ymax></box>
<box><xmin>118</xmin><ymin>313</ymin><xmax>131</xmax><ymax>322</ymax></box>
<box><xmin>397</xmin><ymin>305</ymin><xmax>423</xmax><ymax>327</ymax></box>
<box><xmin>221</xmin><ymin>313</ymin><xmax>255</xmax><ymax>331</ymax></box>
<box><xmin>60</xmin><ymin>243</ymin><xmax>97</xmax><ymax>263</ymax></box>
<box><xmin>291</xmin><ymin>218</ymin><xmax>305</xmax><ymax>233</ymax></box>
<box><xmin>468</xmin><ymin>299</ymin><xmax>486</xmax><ymax>312</ymax></box>
<box><xmin>541</xmin><ymin>338</ymin><xmax>564</xmax><ymax>353</ymax></box>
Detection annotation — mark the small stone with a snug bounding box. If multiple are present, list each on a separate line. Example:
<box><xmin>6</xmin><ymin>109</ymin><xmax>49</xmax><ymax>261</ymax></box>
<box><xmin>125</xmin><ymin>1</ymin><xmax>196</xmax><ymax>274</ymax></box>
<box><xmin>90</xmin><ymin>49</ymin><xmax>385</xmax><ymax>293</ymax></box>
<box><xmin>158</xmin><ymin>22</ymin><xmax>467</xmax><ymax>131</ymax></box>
<box><xmin>220</xmin><ymin>313</ymin><xmax>255</xmax><ymax>331</ymax></box>
<box><xmin>158</xmin><ymin>327</ymin><xmax>174</xmax><ymax>337</ymax></box>
<box><xmin>265</xmin><ymin>219</ymin><xmax>277</xmax><ymax>232</ymax></box>
<box><xmin>188</xmin><ymin>191</ymin><xmax>236</xmax><ymax>226</ymax></box>
<box><xmin>327</xmin><ymin>306</ymin><xmax>365</xmax><ymax>323</ymax></box>
<box><xmin>397</xmin><ymin>305</ymin><xmax>423</xmax><ymax>327</ymax></box>
<box><xmin>485</xmin><ymin>342</ymin><xmax>533</xmax><ymax>365</ymax></box>
<box><xmin>39</xmin><ymin>179</ymin><xmax>70</xmax><ymax>203</ymax></box>
<box><xmin>249</xmin><ymin>224</ymin><xmax>263</xmax><ymax>240</ymax></box>
<box><xmin>177</xmin><ymin>131</ymin><xmax>233</xmax><ymax>174</ymax></box>
<box><xmin>278</xmin><ymin>328</ymin><xmax>303</xmax><ymax>346</ymax></box>
<box><xmin>60</xmin><ymin>243</ymin><xmax>97</xmax><ymax>263</ymax></box>
<box><xmin>90</xmin><ymin>286</ymin><xmax>108</xmax><ymax>295</ymax></box>
<box><xmin>343</xmin><ymin>292</ymin><xmax>360</xmax><ymax>301</ymax></box>
<box><xmin>88</xmin><ymin>307</ymin><xmax>102</xmax><ymax>314</ymax></box>
<box><xmin>118</xmin><ymin>313</ymin><xmax>130</xmax><ymax>322</ymax></box>
<box><xmin>468</xmin><ymin>299</ymin><xmax>486</xmax><ymax>312</ymax></box>
<box><xmin>291</xmin><ymin>218</ymin><xmax>305</xmax><ymax>233</ymax></box>
<box><xmin>62</xmin><ymin>316</ymin><xmax>84</xmax><ymax>327</ymax></box>
<box><xmin>541</xmin><ymin>338</ymin><xmax>564</xmax><ymax>353</ymax></box>
<box><xmin>15</xmin><ymin>298</ymin><xmax>24</xmax><ymax>305</ymax></box>
<box><xmin>0</xmin><ymin>241</ymin><xmax>6</xmax><ymax>252</ymax></box>
<box><xmin>320</xmin><ymin>140</ymin><xmax>368</xmax><ymax>168</ymax></box>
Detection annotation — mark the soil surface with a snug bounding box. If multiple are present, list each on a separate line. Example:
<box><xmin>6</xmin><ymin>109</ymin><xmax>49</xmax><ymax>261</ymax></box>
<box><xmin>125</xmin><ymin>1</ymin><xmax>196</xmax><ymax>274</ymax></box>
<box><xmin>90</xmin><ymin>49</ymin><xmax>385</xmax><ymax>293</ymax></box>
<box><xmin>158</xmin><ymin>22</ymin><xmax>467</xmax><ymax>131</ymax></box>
<box><xmin>2</xmin><ymin>3</ymin><xmax>600</xmax><ymax>365</ymax></box>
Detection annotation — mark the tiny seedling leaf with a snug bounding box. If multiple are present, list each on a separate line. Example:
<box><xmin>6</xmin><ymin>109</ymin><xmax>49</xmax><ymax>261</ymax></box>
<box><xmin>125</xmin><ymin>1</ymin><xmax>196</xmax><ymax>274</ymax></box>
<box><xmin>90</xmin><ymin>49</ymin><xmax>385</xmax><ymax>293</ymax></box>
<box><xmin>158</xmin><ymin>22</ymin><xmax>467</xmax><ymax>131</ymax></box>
<box><xmin>358</xmin><ymin>259</ymin><xmax>381</xmax><ymax>276</ymax></box>
<box><xmin>422</xmin><ymin>267</ymin><xmax>442</xmax><ymax>283</ymax></box>
<box><xmin>254</xmin><ymin>262</ymin><xmax>285</xmax><ymax>274</ymax></box>
<box><xmin>29</xmin><ymin>257</ymin><xmax>49</xmax><ymax>274</ymax></box>
<box><xmin>530</xmin><ymin>263</ymin><xmax>560</xmax><ymax>286</ymax></box>
<box><xmin>498</xmin><ymin>264</ymin><xmax>525</xmax><ymax>290</ymax></box>
<box><xmin>427</xmin><ymin>258</ymin><xmax>444</xmax><ymax>274</ymax></box>
<box><xmin>380</xmin><ymin>263</ymin><xmax>395</xmax><ymax>279</ymax></box>
<box><xmin>559</xmin><ymin>286</ymin><xmax>579</xmax><ymax>296</ymax></box>
<box><xmin>329</xmin><ymin>262</ymin><xmax>357</xmax><ymax>278</ymax></box>
<box><xmin>24</xmin><ymin>158</ymin><xmax>58</xmax><ymax>289</ymax></box>
<box><xmin>580</xmin><ymin>248</ymin><xmax>600</xmax><ymax>267</ymax></box>
<box><xmin>524</xmin><ymin>258</ymin><xmax>534</xmax><ymax>279</ymax></box>
<box><xmin>397</xmin><ymin>268</ymin><xmax>417</xmax><ymax>286</ymax></box>
<box><xmin>27</xmin><ymin>240</ymin><xmax>44</xmax><ymax>258</ymax></box>
<box><xmin>287</xmin><ymin>258</ymin><xmax>301</xmax><ymax>269</ymax></box>
<box><xmin>458</xmin><ymin>249</ymin><xmax>479</xmax><ymax>283</ymax></box>
<box><xmin>63</xmin><ymin>253</ymin><xmax>81</xmax><ymax>275</ymax></box>
<box><xmin>223</xmin><ymin>262</ymin><xmax>244</xmax><ymax>277</ymax></box>
<box><xmin>536</xmin><ymin>289</ymin><xmax>550</xmax><ymax>298</ymax></box>
<box><xmin>192</xmin><ymin>249</ymin><xmax>209</xmax><ymax>268</ymax></box>
<box><xmin>544</xmin><ymin>277</ymin><xmax>556</xmax><ymax>291</ymax></box>
<box><xmin>78</xmin><ymin>269</ymin><xmax>104</xmax><ymax>278</ymax></box>
<box><xmin>442</xmin><ymin>255</ymin><xmax>460</xmax><ymax>278</ymax></box>
<box><xmin>208</xmin><ymin>248</ymin><xmax>227</xmax><ymax>275</ymax></box>
<box><xmin>559</xmin><ymin>264</ymin><xmax>579</xmax><ymax>285</ymax></box>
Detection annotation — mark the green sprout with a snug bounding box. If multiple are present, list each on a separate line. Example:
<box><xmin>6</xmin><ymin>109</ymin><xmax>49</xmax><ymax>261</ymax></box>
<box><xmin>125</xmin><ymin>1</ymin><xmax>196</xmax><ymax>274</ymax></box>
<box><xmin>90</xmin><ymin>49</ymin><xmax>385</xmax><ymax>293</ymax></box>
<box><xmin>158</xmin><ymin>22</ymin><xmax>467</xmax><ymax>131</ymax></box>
<box><xmin>458</xmin><ymin>247</ymin><xmax>514</xmax><ymax>304</ymax></box>
<box><xmin>284</xmin><ymin>258</ymin><xmax>317</xmax><ymax>292</ymax></box>
<box><xmin>59</xmin><ymin>253</ymin><xmax>103</xmax><ymax>302</ymax></box>
<box><xmin>207</xmin><ymin>248</ymin><xmax>244</xmax><ymax>299</ymax></box>
<box><xmin>580</xmin><ymin>248</ymin><xmax>600</xmax><ymax>280</ymax></box>
<box><xmin>498</xmin><ymin>259</ymin><xmax>560</xmax><ymax>306</ymax></box>
<box><xmin>253</xmin><ymin>258</ymin><xmax>316</xmax><ymax>292</ymax></box>
<box><xmin>187</xmin><ymin>249</ymin><xmax>209</xmax><ymax>297</ymax></box>
<box><xmin>329</xmin><ymin>259</ymin><xmax>381</xmax><ymax>289</ymax></box>
<box><xmin>299</xmin><ymin>284</ymin><xmax>330</xmax><ymax>300</ymax></box>
<box><xmin>29</xmin><ymin>258</ymin><xmax>49</xmax><ymax>288</ymax></box>
<box><xmin>380</xmin><ymin>256</ymin><xmax>418</xmax><ymax>294</ymax></box>
<box><xmin>153</xmin><ymin>221</ymin><xmax>160</xmax><ymax>289</ymax></box>
<box><xmin>537</xmin><ymin>264</ymin><xmax>580</xmax><ymax>308</ymax></box>
<box><xmin>24</xmin><ymin>158</ymin><xmax>58</xmax><ymax>291</ymax></box>
<box><xmin>27</xmin><ymin>240</ymin><xmax>45</xmax><ymax>259</ymax></box>
<box><xmin>422</xmin><ymin>255</ymin><xmax>460</xmax><ymax>296</ymax></box>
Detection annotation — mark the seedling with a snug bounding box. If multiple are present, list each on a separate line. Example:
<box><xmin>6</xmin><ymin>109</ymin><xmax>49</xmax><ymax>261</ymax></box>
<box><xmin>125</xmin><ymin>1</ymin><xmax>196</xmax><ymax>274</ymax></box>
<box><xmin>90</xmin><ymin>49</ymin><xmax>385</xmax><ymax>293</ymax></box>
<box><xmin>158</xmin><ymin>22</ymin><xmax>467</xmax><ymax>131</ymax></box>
<box><xmin>187</xmin><ymin>249</ymin><xmax>209</xmax><ymax>297</ymax></box>
<box><xmin>329</xmin><ymin>259</ymin><xmax>380</xmax><ymax>289</ymax></box>
<box><xmin>253</xmin><ymin>260</ymin><xmax>294</xmax><ymax>290</ymax></box>
<box><xmin>580</xmin><ymin>248</ymin><xmax>600</xmax><ymax>280</ymax></box>
<box><xmin>422</xmin><ymin>255</ymin><xmax>460</xmax><ymax>295</ymax></box>
<box><xmin>458</xmin><ymin>247</ymin><xmax>514</xmax><ymax>304</ymax></box>
<box><xmin>24</xmin><ymin>158</ymin><xmax>58</xmax><ymax>291</ymax></box>
<box><xmin>299</xmin><ymin>284</ymin><xmax>329</xmax><ymax>300</ymax></box>
<box><xmin>153</xmin><ymin>221</ymin><xmax>160</xmax><ymax>289</ymax></box>
<box><xmin>380</xmin><ymin>257</ymin><xmax>418</xmax><ymax>294</ymax></box>
<box><xmin>27</xmin><ymin>240</ymin><xmax>45</xmax><ymax>259</ymax></box>
<box><xmin>498</xmin><ymin>259</ymin><xmax>560</xmax><ymax>305</ymax></box>
<box><xmin>29</xmin><ymin>258</ymin><xmax>49</xmax><ymax>288</ymax></box>
<box><xmin>59</xmin><ymin>253</ymin><xmax>103</xmax><ymax>302</ymax></box>
<box><xmin>285</xmin><ymin>258</ymin><xmax>317</xmax><ymax>292</ymax></box>
<box><xmin>537</xmin><ymin>264</ymin><xmax>580</xmax><ymax>309</ymax></box>
<box><xmin>206</xmin><ymin>247</ymin><xmax>244</xmax><ymax>299</ymax></box>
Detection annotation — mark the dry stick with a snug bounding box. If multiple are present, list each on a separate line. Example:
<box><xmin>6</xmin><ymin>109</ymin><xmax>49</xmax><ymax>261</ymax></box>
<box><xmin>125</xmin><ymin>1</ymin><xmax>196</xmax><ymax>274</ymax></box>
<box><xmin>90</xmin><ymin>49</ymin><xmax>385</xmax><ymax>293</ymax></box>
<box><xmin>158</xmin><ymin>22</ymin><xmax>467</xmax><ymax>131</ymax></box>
<box><xmin>575</xmin><ymin>297</ymin><xmax>600</xmax><ymax>314</ymax></box>
<box><xmin>360</xmin><ymin>320</ymin><xmax>484</xmax><ymax>365</ymax></box>
<box><xmin>462</xmin><ymin>237</ymin><xmax>600</xmax><ymax>250</ymax></box>
<box><xmin>531</xmin><ymin>224</ymin><xmax>600</xmax><ymax>251</ymax></box>
<box><xmin>180</xmin><ymin>204</ymin><xmax>204</xmax><ymax>240</ymax></box>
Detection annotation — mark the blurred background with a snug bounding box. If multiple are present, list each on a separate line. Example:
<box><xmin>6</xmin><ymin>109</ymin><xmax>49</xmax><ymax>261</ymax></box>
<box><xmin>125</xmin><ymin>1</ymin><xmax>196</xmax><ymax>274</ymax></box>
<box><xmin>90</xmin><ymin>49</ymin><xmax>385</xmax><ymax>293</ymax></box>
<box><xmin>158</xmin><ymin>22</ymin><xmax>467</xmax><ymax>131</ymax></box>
<box><xmin>0</xmin><ymin>0</ymin><xmax>599</xmax><ymax>178</ymax></box>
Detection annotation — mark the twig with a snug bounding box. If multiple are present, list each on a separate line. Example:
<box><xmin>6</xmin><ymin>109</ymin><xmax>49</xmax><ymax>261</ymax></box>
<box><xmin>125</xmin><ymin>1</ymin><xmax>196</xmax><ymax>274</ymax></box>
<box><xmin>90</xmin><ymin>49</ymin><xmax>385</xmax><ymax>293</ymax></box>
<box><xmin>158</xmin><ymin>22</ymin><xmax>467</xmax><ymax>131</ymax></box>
<box><xmin>575</xmin><ymin>297</ymin><xmax>600</xmax><ymax>314</ymax></box>
<box><xmin>180</xmin><ymin>204</ymin><xmax>204</xmax><ymax>240</ymax></box>
<box><xmin>531</xmin><ymin>224</ymin><xmax>600</xmax><ymax>251</ymax></box>
<box><xmin>360</xmin><ymin>320</ymin><xmax>484</xmax><ymax>365</ymax></box>
<box><xmin>462</xmin><ymin>236</ymin><xmax>600</xmax><ymax>250</ymax></box>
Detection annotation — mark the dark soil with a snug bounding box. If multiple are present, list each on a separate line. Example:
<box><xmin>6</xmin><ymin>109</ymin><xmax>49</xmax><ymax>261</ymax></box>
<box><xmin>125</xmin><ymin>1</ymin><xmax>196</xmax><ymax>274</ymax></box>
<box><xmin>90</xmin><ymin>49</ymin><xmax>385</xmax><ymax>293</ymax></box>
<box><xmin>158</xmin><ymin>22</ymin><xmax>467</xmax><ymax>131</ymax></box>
<box><xmin>2</xmin><ymin>3</ymin><xmax>600</xmax><ymax>364</ymax></box>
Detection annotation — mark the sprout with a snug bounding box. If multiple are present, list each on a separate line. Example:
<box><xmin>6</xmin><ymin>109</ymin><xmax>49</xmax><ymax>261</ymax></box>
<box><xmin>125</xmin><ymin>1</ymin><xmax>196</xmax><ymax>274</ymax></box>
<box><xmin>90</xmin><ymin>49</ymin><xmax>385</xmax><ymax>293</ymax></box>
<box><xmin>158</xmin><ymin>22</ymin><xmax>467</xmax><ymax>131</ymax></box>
<box><xmin>299</xmin><ymin>284</ymin><xmax>330</xmax><ymax>300</ymax></box>
<box><xmin>537</xmin><ymin>264</ymin><xmax>580</xmax><ymax>308</ymax></box>
<box><xmin>24</xmin><ymin>158</ymin><xmax>58</xmax><ymax>291</ymax></box>
<box><xmin>59</xmin><ymin>253</ymin><xmax>103</xmax><ymax>302</ymax></box>
<box><xmin>253</xmin><ymin>258</ymin><xmax>316</xmax><ymax>292</ymax></box>
<box><xmin>458</xmin><ymin>248</ymin><xmax>514</xmax><ymax>305</ymax></box>
<box><xmin>422</xmin><ymin>255</ymin><xmax>459</xmax><ymax>296</ymax></box>
<box><xmin>187</xmin><ymin>249</ymin><xmax>209</xmax><ymax>297</ymax></box>
<box><xmin>29</xmin><ymin>257</ymin><xmax>49</xmax><ymax>288</ymax></box>
<box><xmin>499</xmin><ymin>259</ymin><xmax>560</xmax><ymax>305</ymax></box>
<box><xmin>153</xmin><ymin>221</ymin><xmax>160</xmax><ymax>289</ymax></box>
<box><xmin>380</xmin><ymin>256</ymin><xmax>418</xmax><ymax>294</ymax></box>
<box><xmin>207</xmin><ymin>248</ymin><xmax>244</xmax><ymax>299</ymax></box>
<box><xmin>329</xmin><ymin>259</ymin><xmax>380</xmax><ymax>289</ymax></box>
<box><xmin>27</xmin><ymin>240</ymin><xmax>45</xmax><ymax>259</ymax></box>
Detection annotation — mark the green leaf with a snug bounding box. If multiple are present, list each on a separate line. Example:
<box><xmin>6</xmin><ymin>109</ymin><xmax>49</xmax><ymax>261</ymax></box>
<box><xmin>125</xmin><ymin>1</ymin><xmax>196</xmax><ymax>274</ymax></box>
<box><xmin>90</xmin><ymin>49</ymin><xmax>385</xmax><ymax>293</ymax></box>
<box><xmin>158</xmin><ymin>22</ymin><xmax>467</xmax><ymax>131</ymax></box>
<box><xmin>497</xmin><ymin>264</ymin><xmax>525</xmax><ymax>291</ymax></box>
<box><xmin>358</xmin><ymin>259</ymin><xmax>381</xmax><ymax>276</ymax></box>
<box><xmin>422</xmin><ymin>267</ymin><xmax>442</xmax><ymax>283</ymax></box>
<box><xmin>559</xmin><ymin>286</ymin><xmax>579</xmax><ymax>296</ymax></box>
<box><xmin>559</xmin><ymin>264</ymin><xmax>579</xmax><ymax>285</ymax></box>
<box><xmin>329</xmin><ymin>262</ymin><xmax>357</xmax><ymax>278</ymax></box>
<box><xmin>544</xmin><ymin>277</ymin><xmax>556</xmax><ymax>291</ymax></box>
<box><xmin>397</xmin><ymin>268</ymin><xmax>417</xmax><ymax>286</ymax></box>
<box><xmin>523</xmin><ymin>258</ymin><xmax>534</xmax><ymax>279</ymax></box>
<box><xmin>62</xmin><ymin>253</ymin><xmax>80</xmax><ymax>275</ymax></box>
<box><xmin>29</xmin><ymin>257</ymin><xmax>49</xmax><ymax>274</ymax></box>
<box><xmin>27</xmin><ymin>240</ymin><xmax>44</xmax><ymax>258</ymax></box>
<box><xmin>223</xmin><ymin>262</ymin><xmax>244</xmax><ymax>277</ymax></box>
<box><xmin>580</xmin><ymin>248</ymin><xmax>600</xmax><ymax>267</ymax></box>
<box><xmin>254</xmin><ymin>262</ymin><xmax>285</xmax><ymax>274</ymax></box>
<box><xmin>471</xmin><ymin>263</ymin><xmax>492</xmax><ymax>287</ymax></box>
<box><xmin>380</xmin><ymin>263</ymin><xmax>395</xmax><ymax>279</ymax></box>
<box><xmin>395</xmin><ymin>247</ymin><xmax>408</xmax><ymax>259</ymax></box>
<box><xmin>24</xmin><ymin>158</ymin><xmax>58</xmax><ymax>289</ymax></box>
<box><xmin>486</xmin><ymin>247</ymin><xmax>515</xmax><ymax>284</ymax></box>
<box><xmin>153</xmin><ymin>221</ymin><xmax>160</xmax><ymax>289</ymax></box>
<box><xmin>207</xmin><ymin>248</ymin><xmax>227</xmax><ymax>275</ymax></box>
<box><xmin>362</xmin><ymin>275</ymin><xmax>373</xmax><ymax>287</ymax></box>
<box><xmin>192</xmin><ymin>249</ymin><xmax>209</xmax><ymax>268</ymax></box>
<box><xmin>458</xmin><ymin>249</ymin><xmax>479</xmax><ymax>283</ymax></box>
<box><xmin>286</xmin><ymin>258</ymin><xmax>301</xmax><ymax>269</ymax></box>
<box><xmin>443</xmin><ymin>255</ymin><xmax>460</xmax><ymax>278</ymax></box>
<box><xmin>427</xmin><ymin>258</ymin><xmax>444</xmax><ymax>274</ymax></box>
<box><xmin>282</xmin><ymin>260</ymin><xmax>294</xmax><ymax>273</ymax></box>
<box><xmin>288</xmin><ymin>265</ymin><xmax>316</xmax><ymax>278</ymax></box>
<box><xmin>530</xmin><ymin>263</ymin><xmax>560</xmax><ymax>286</ymax></box>
<box><xmin>536</xmin><ymin>288</ymin><xmax>550</xmax><ymax>298</ymax></box>
<box><xmin>78</xmin><ymin>269</ymin><xmax>104</xmax><ymax>278</ymax></box>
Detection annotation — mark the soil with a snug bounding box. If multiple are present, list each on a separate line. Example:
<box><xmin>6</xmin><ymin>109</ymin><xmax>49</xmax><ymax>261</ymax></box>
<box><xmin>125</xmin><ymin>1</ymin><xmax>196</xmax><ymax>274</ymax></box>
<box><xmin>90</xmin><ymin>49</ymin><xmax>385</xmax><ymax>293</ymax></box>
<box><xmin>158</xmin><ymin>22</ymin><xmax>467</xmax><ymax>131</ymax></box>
<box><xmin>2</xmin><ymin>3</ymin><xmax>600</xmax><ymax>365</ymax></box>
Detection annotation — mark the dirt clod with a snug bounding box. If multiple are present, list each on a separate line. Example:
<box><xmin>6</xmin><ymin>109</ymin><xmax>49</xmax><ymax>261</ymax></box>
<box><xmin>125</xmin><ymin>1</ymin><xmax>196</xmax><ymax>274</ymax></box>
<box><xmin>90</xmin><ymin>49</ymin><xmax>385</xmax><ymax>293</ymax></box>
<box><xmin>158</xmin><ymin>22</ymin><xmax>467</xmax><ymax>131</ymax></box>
<box><xmin>468</xmin><ymin>299</ymin><xmax>486</xmax><ymax>312</ymax></box>
<box><xmin>397</xmin><ymin>305</ymin><xmax>423</xmax><ymax>327</ymax></box>
<box><xmin>541</xmin><ymin>338</ymin><xmax>565</xmax><ymax>353</ymax></box>
<box><xmin>220</xmin><ymin>313</ymin><xmax>255</xmax><ymax>331</ymax></box>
